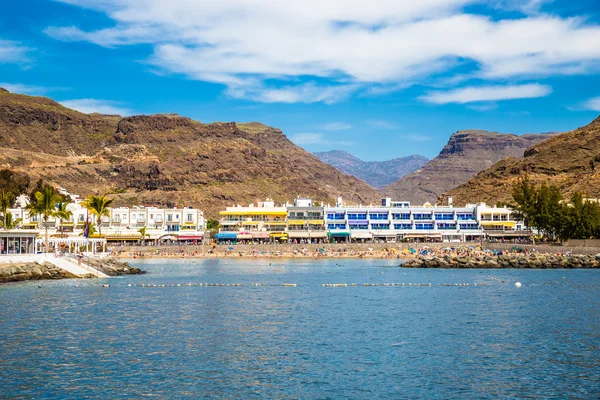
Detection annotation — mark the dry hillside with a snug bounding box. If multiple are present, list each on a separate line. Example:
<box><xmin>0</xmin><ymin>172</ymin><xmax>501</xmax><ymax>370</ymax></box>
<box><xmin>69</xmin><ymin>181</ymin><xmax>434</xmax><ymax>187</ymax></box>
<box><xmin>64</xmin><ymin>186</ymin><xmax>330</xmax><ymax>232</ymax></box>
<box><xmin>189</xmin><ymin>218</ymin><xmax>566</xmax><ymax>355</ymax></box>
<box><xmin>381</xmin><ymin>129</ymin><xmax>556</xmax><ymax>204</ymax></box>
<box><xmin>0</xmin><ymin>88</ymin><xmax>380</xmax><ymax>216</ymax></box>
<box><xmin>443</xmin><ymin>116</ymin><xmax>600</xmax><ymax>205</ymax></box>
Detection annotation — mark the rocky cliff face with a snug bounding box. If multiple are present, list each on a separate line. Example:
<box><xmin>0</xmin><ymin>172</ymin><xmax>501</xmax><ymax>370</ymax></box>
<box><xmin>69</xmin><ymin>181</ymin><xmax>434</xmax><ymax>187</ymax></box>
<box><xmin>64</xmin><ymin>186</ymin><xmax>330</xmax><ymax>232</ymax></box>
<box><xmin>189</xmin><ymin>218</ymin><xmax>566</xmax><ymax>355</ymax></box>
<box><xmin>314</xmin><ymin>150</ymin><xmax>428</xmax><ymax>189</ymax></box>
<box><xmin>0</xmin><ymin>89</ymin><xmax>380</xmax><ymax>215</ymax></box>
<box><xmin>444</xmin><ymin>116</ymin><xmax>600</xmax><ymax>205</ymax></box>
<box><xmin>381</xmin><ymin>130</ymin><xmax>555</xmax><ymax>205</ymax></box>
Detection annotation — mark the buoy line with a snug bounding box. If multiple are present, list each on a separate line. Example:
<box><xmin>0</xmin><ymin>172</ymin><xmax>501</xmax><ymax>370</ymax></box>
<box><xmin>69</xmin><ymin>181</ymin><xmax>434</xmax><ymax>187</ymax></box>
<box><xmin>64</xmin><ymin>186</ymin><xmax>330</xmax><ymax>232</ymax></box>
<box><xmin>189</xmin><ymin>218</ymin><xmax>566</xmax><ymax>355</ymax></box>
<box><xmin>106</xmin><ymin>282</ymin><xmax>494</xmax><ymax>288</ymax></box>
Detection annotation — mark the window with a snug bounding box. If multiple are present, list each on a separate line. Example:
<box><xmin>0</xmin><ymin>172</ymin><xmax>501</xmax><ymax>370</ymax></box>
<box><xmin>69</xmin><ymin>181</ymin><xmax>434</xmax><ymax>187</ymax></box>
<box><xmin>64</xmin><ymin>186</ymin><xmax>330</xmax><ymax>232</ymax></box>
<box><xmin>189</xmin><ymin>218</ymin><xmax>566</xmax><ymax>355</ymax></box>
<box><xmin>328</xmin><ymin>223</ymin><xmax>346</xmax><ymax>230</ymax></box>
<box><xmin>326</xmin><ymin>213</ymin><xmax>345</xmax><ymax>220</ymax></box>
<box><xmin>434</xmin><ymin>213</ymin><xmax>454</xmax><ymax>221</ymax></box>
<box><xmin>456</xmin><ymin>213</ymin><xmax>474</xmax><ymax>221</ymax></box>
<box><xmin>415</xmin><ymin>223</ymin><xmax>434</xmax><ymax>230</ymax></box>
<box><xmin>392</xmin><ymin>213</ymin><xmax>410</xmax><ymax>220</ymax></box>
<box><xmin>371</xmin><ymin>223</ymin><xmax>390</xmax><ymax>230</ymax></box>
<box><xmin>394</xmin><ymin>223</ymin><xmax>412</xmax><ymax>230</ymax></box>
<box><xmin>459</xmin><ymin>223</ymin><xmax>479</xmax><ymax>230</ymax></box>
<box><xmin>349</xmin><ymin>224</ymin><xmax>368</xmax><ymax>230</ymax></box>
<box><xmin>347</xmin><ymin>213</ymin><xmax>367</xmax><ymax>220</ymax></box>
<box><xmin>167</xmin><ymin>215</ymin><xmax>173</xmax><ymax>222</ymax></box>
<box><xmin>437</xmin><ymin>223</ymin><xmax>457</xmax><ymax>230</ymax></box>
<box><xmin>369</xmin><ymin>213</ymin><xmax>388</xmax><ymax>220</ymax></box>
<box><xmin>132</xmin><ymin>215</ymin><xmax>136</xmax><ymax>220</ymax></box>
<box><xmin>413</xmin><ymin>213</ymin><xmax>432</xmax><ymax>221</ymax></box>
<box><xmin>186</xmin><ymin>214</ymin><xmax>193</xmax><ymax>222</ymax></box>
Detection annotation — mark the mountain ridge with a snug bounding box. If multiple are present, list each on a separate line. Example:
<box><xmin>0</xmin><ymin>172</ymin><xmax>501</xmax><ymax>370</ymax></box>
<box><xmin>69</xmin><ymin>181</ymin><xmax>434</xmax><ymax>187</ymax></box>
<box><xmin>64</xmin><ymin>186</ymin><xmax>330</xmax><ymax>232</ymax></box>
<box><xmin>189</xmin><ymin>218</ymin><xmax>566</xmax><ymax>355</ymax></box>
<box><xmin>381</xmin><ymin>129</ymin><xmax>557</xmax><ymax>205</ymax></box>
<box><xmin>442</xmin><ymin>116</ymin><xmax>600</xmax><ymax>205</ymax></box>
<box><xmin>0</xmin><ymin>88</ymin><xmax>381</xmax><ymax>216</ymax></box>
<box><xmin>314</xmin><ymin>150</ymin><xmax>428</xmax><ymax>189</ymax></box>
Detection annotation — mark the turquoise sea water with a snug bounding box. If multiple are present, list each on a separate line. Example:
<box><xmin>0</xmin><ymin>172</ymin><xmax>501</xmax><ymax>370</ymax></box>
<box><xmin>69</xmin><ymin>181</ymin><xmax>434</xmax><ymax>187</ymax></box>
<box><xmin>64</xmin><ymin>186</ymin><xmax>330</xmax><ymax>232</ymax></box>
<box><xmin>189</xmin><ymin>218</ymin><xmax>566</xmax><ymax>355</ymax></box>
<box><xmin>1</xmin><ymin>258</ymin><xmax>600</xmax><ymax>399</ymax></box>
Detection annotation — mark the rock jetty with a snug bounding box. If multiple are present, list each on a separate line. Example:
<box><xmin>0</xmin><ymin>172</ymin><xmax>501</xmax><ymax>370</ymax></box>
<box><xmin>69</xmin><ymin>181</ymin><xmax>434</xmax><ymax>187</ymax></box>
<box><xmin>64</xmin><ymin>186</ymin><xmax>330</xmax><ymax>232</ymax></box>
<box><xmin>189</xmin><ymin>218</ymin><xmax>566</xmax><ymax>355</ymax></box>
<box><xmin>85</xmin><ymin>258</ymin><xmax>144</xmax><ymax>276</ymax></box>
<box><xmin>0</xmin><ymin>262</ymin><xmax>80</xmax><ymax>283</ymax></box>
<box><xmin>403</xmin><ymin>253</ymin><xmax>600</xmax><ymax>269</ymax></box>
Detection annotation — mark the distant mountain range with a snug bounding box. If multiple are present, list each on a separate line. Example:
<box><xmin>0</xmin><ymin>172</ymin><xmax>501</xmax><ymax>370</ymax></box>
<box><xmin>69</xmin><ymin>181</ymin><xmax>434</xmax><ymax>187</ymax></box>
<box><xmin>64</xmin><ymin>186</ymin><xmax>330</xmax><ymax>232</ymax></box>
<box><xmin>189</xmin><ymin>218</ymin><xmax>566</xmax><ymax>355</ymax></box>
<box><xmin>381</xmin><ymin>130</ymin><xmax>557</xmax><ymax>205</ymax></box>
<box><xmin>314</xmin><ymin>150</ymin><xmax>428</xmax><ymax>189</ymax></box>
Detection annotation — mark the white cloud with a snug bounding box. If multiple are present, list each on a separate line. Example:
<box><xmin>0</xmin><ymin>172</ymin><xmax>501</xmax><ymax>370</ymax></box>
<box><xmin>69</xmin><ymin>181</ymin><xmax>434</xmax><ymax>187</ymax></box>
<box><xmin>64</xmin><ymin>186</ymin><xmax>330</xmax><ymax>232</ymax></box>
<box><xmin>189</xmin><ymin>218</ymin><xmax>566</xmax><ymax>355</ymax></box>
<box><xmin>45</xmin><ymin>1</ymin><xmax>600</xmax><ymax>103</ymax></box>
<box><xmin>419</xmin><ymin>84</ymin><xmax>552</xmax><ymax>104</ymax></box>
<box><xmin>579</xmin><ymin>96</ymin><xmax>600</xmax><ymax>112</ymax></box>
<box><xmin>290</xmin><ymin>133</ymin><xmax>353</xmax><ymax>146</ymax></box>
<box><xmin>406</xmin><ymin>134</ymin><xmax>432</xmax><ymax>142</ymax></box>
<box><xmin>367</xmin><ymin>120</ymin><xmax>398</xmax><ymax>130</ymax></box>
<box><xmin>59</xmin><ymin>98</ymin><xmax>133</xmax><ymax>115</ymax></box>
<box><xmin>323</xmin><ymin>122</ymin><xmax>352</xmax><ymax>131</ymax></box>
<box><xmin>225</xmin><ymin>82</ymin><xmax>359</xmax><ymax>104</ymax></box>
<box><xmin>0</xmin><ymin>82</ymin><xmax>69</xmax><ymax>95</ymax></box>
<box><xmin>467</xmin><ymin>102</ymin><xmax>499</xmax><ymax>112</ymax></box>
<box><xmin>0</xmin><ymin>39</ymin><xmax>30</xmax><ymax>64</ymax></box>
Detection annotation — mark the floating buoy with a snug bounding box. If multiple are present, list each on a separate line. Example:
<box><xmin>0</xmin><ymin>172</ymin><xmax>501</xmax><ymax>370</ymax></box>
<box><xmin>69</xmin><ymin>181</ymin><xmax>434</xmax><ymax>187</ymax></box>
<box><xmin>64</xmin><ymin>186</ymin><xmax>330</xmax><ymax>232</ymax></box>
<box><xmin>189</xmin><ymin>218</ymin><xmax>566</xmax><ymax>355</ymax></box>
<box><xmin>515</xmin><ymin>282</ymin><xmax>522</xmax><ymax>288</ymax></box>
<box><xmin>103</xmin><ymin>284</ymin><xmax>110</xmax><ymax>288</ymax></box>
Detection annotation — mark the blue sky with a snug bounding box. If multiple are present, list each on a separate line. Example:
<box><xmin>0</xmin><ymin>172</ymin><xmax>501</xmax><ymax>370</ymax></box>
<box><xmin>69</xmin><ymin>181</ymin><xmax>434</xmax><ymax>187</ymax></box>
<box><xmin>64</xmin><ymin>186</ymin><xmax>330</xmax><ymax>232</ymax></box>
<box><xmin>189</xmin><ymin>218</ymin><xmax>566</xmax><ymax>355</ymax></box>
<box><xmin>1</xmin><ymin>0</ymin><xmax>600</xmax><ymax>161</ymax></box>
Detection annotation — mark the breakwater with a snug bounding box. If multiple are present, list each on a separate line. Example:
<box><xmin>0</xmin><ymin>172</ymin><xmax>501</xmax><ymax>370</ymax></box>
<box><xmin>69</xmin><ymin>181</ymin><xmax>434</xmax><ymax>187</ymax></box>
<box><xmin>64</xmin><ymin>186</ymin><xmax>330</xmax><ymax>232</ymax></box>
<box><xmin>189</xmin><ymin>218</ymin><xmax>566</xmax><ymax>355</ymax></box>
<box><xmin>403</xmin><ymin>254</ymin><xmax>600</xmax><ymax>269</ymax></box>
<box><xmin>0</xmin><ymin>262</ymin><xmax>80</xmax><ymax>283</ymax></box>
<box><xmin>84</xmin><ymin>258</ymin><xmax>144</xmax><ymax>276</ymax></box>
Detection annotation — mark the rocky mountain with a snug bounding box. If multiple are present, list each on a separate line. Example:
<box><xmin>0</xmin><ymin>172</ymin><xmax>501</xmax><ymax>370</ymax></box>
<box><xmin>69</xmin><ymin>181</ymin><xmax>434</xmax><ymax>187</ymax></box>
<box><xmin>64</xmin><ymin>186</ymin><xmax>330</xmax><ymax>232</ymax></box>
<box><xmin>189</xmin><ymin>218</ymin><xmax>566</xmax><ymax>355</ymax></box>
<box><xmin>380</xmin><ymin>129</ymin><xmax>556</xmax><ymax>205</ymax></box>
<box><xmin>0</xmin><ymin>88</ymin><xmax>381</xmax><ymax>215</ymax></box>
<box><xmin>443</xmin><ymin>116</ymin><xmax>600</xmax><ymax>205</ymax></box>
<box><xmin>314</xmin><ymin>150</ymin><xmax>428</xmax><ymax>189</ymax></box>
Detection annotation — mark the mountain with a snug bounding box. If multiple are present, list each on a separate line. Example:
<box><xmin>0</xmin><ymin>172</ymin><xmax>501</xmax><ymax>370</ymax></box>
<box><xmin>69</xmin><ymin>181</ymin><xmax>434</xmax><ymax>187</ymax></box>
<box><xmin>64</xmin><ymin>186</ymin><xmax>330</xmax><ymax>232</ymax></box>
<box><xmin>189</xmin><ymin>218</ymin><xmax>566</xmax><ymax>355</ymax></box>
<box><xmin>0</xmin><ymin>88</ymin><xmax>381</xmax><ymax>215</ymax></box>
<box><xmin>443</xmin><ymin>116</ymin><xmax>600</xmax><ymax>205</ymax></box>
<box><xmin>380</xmin><ymin>129</ymin><xmax>556</xmax><ymax>205</ymax></box>
<box><xmin>314</xmin><ymin>150</ymin><xmax>428</xmax><ymax>189</ymax></box>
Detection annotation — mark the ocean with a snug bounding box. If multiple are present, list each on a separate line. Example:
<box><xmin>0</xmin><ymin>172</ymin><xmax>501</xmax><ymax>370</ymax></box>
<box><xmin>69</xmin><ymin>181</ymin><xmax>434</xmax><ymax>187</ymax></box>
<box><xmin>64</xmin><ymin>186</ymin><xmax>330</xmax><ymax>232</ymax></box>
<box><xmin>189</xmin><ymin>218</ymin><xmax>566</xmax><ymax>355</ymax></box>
<box><xmin>1</xmin><ymin>258</ymin><xmax>599</xmax><ymax>398</ymax></box>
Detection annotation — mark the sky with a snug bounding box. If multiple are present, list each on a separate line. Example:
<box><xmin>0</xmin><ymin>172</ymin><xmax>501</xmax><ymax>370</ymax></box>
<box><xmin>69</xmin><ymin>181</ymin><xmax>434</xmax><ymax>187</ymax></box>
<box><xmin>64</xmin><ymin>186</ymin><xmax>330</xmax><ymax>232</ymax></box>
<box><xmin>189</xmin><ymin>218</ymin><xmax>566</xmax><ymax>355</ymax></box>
<box><xmin>1</xmin><ymin>0</ymin><xmax>600</xmax><ymax>161</ymax></box>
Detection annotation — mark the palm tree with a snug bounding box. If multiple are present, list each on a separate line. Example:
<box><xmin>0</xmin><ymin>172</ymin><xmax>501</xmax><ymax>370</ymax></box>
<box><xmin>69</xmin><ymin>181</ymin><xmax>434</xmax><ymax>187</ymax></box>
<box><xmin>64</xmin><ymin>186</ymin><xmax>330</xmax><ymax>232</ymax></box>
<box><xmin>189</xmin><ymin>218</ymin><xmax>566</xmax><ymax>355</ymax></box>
<box><xmin>138</xmin><ymin>226</ymin><xmax>150</xmax><ymax>244</ymax></box>
<box><xmin>79</xmin><ymin>221</ymin><xmax>98</xmax><ymax>237</ymax></box>
<box><xmin>81</xmin><ymin>194</ymin><xmax>113</xmax><ymax>237</ymax></box>
<box><xmin>26</xmin><ymin>186</ymin><xmax>61</xmax><ymax>252</ymax></box>
<box><xmin>0</xmin><ymin>190</ymin><xmax>14</xmax><ymax>230</ymax></box>
<box><xmin>55</xmin><ymin>201</ymin><xmax>73</xmax><ymax>236</ymax></box>
<box><xmin>2</xmin><ymin>212</ymin><xmax>22</xmax><ymax>230</ymax></box>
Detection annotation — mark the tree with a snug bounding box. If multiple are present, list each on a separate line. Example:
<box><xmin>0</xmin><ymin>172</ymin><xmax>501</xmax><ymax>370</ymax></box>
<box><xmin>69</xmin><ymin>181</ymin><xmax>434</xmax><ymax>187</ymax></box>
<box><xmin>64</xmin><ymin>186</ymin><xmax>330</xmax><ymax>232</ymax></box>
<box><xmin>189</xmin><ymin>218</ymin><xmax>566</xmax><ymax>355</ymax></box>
<box><xmin>138</xmin><ymin>226</ymin><xmax>149</xmax><ymax>244</ymax></box>
<box><xmin>26</xmin><ymin>186</ymin><xmax>61</xmax><ymax>252</ymax></box>
<box><xmin>79</xmin><ymin>222</ymin><xmax>97</xmax><ymax>237</ymax></box>
<box><xmin>206</xmin><ymin>218</ymin><xmax>220</xmax><ymax>231</ymax></box>
<box><xmin>0</xmin><ymin>190</ymin><xmax>14</xmax><ymax>230</ymax></box>
<box><xmin>1</xmin><ymin>212</ymin><xmax>22</xmax><ymax>230</ymax></box>
<box><xmin>0</xmin><ymin>169</ymin><xmax>30</xmax><ymax>200</ymax></box>
<box><xmin>81</xmin><ymin>194</ymin><xmax>113</xmax><ymax>236</ymax></box>
<box><xmin>54</xmin><ymin>201</ymin><xmax>73</xmax><ymax>236</ymax></box>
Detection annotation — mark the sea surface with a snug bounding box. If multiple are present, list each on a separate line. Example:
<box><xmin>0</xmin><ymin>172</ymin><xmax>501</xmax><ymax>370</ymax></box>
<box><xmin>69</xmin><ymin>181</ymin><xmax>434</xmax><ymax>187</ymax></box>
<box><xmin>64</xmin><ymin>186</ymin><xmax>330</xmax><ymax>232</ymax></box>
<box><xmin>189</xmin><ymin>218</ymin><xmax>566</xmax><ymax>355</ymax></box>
<box><xmin>1</xmin><ymin>258</ymin><xmax>599</xmax><ymax>399</ymax></box>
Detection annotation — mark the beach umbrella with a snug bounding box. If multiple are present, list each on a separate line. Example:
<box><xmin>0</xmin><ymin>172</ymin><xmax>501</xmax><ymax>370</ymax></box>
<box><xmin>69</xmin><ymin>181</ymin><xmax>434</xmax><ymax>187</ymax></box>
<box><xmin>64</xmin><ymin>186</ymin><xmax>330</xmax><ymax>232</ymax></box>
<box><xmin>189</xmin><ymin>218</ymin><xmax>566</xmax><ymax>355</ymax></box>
<box><xmin>227</xmin><ymin>246</ymin><xmax>234</xmax><ymax>251</ymax></box>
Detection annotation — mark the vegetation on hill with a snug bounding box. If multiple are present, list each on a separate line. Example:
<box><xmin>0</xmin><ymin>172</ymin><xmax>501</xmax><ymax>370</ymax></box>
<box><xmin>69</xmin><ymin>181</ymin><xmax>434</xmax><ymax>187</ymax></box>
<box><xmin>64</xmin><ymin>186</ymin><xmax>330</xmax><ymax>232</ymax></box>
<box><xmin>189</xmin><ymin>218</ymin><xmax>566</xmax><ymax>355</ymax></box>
<box><xmin>511</xmin><ymin>175</ymin><xmax>600</xmax><ymax>242</ymax></box>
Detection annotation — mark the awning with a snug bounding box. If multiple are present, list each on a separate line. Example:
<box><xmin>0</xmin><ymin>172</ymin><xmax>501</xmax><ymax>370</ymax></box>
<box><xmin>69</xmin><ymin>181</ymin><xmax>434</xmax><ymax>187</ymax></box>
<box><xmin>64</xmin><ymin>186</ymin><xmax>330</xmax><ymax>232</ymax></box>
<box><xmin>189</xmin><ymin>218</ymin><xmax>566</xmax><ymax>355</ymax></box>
<box><xmin>309</xmin><ymin>232</ymin><xmax>327</xmax><ymax>238</ymax></box>
<box><xmin>480</xmin><ymin>221</ymin><xmax>516</xmax><ymax>227</ymax></box>
<box><xmin>485</xmin><ymin>231</ymin><xmax>530</xmax><ymax>237</ymax></box>
<box><xmin>105</xmin><ymin>234</ymin><xmax>142</xmax><ymax>241</ymax></box>
<box><xmin>177</xmin><ymin>235</ymin><xmax>204</xmax><ymax>240</ymax></box>
<box><xmin>23</xmin><ymin>222</ymin><xmax>38</xmax><ymax>227</ymax></box>
<box><xmin>252</xmin><ymin>232</ymin><xmax>271</xmax><ymax>239</ymax></box>
<box><xmin>287</xmin><ymin>220</ymin><xmax>307</xmax><ymax>225</ymax></box>
<box><xmin>348</xmin><ymin>221</ymin><xmax>368</xmax><ymax>226</ymax></box>
<box><xmin>351</xmin><ymin>232</ymin><xmax>373</xmax><ymax>239</ymax></box>
<box><xmin>241</xmin><ymin>221</ymin><xmax>259</xmax><ymax>225</ymax></box>
<box><xmin>307</xmin><ymin>220</ymin><xmax>324</xmax><ymax>225</ymax></box>
<box><xmin>403</xmin><ymin>233</ymin><xmax>442</xmax><ymax>239</ymax></box>
<box><xmin>60</xmin><ymin>222</ymin><xmax>74</xmax><ymax>226</ymax></box>
<box><xmin>220</xmin><ymin>211</ymin><xmax>287</xmax><ymax>216</ymax></box>
<box><xmin>267</xmin><ymin>221</ymin><xmax>287</xmax><ymax>226</ymax></box>
<box><xmin>327</xmin><ymin>231</ymin><xmax>350</xmax><ymax>237</ymax></box>
<box><xmin>237</xmin><ymin>234</ymin><xmax>253</xmax><ymax>239</ymax></box>
<box><xmin>288</xmin><ymin>232</ymin><xmax>311</xmax><ymax>238</ymax></box>
<box><xmin>269</xmin><ymin>233</ymin><xmax>288</xmax><ymax>238</ymax></box>
<box><xmin>215</xmin><ymin>233</ymin><xmax>237</xmax><ymax>240</ymax></box>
